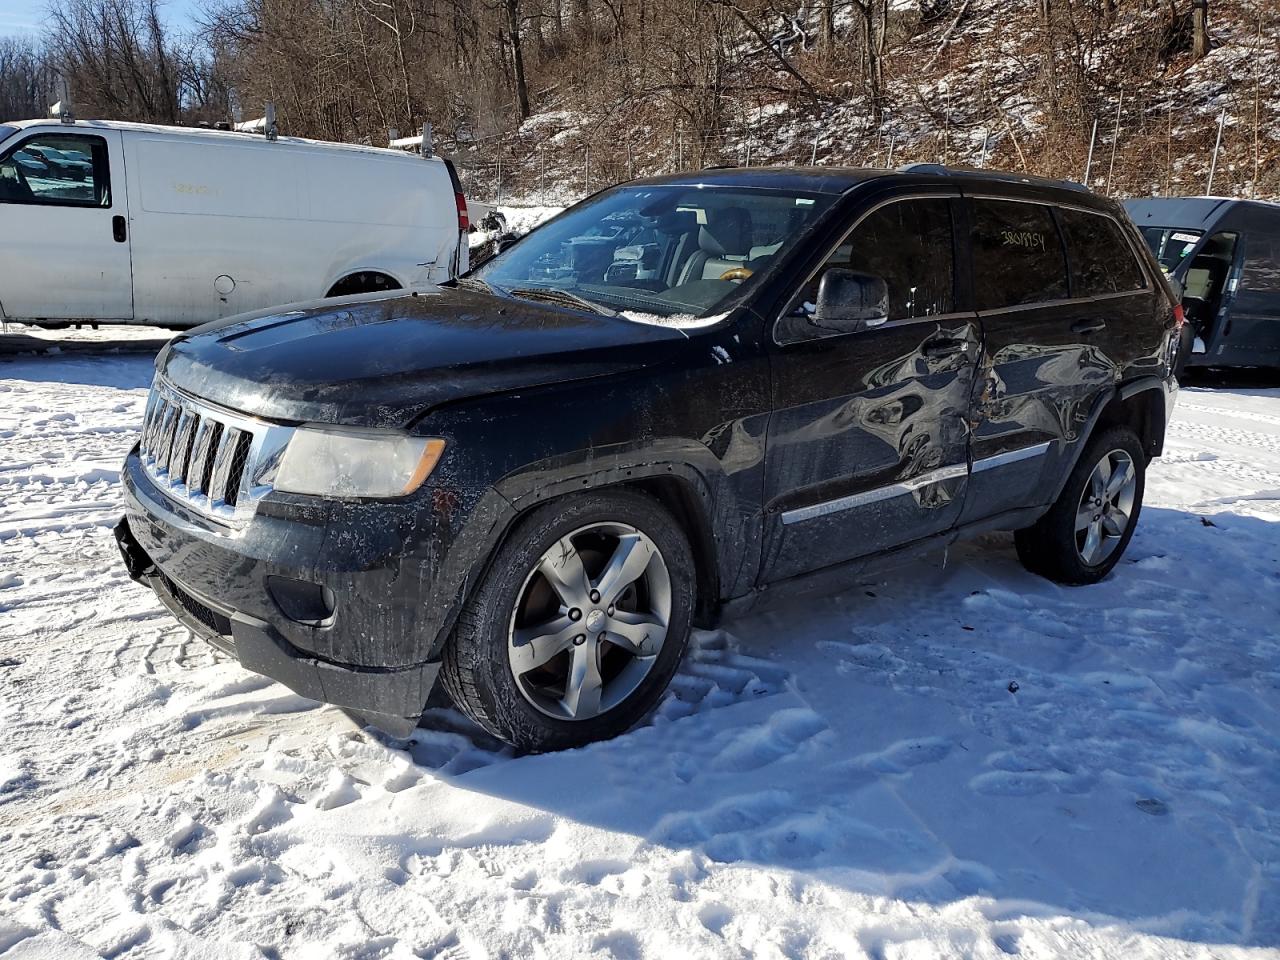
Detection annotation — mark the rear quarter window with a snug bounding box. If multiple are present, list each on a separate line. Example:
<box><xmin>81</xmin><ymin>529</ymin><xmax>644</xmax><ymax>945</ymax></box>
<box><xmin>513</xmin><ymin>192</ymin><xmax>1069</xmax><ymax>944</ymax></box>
<box><xmin>1242</xmin><ymin>235</ymin><xmax>1280</xmax><ymax>295</ymax></box>
<box><xmin>1056</xmin><ymin>207</ymin><xmax>1147</xmax><ymax>296</ymax></box>
<box><xmin>970</xmin><ymin>199</ymin><xmax>1069</xmax><ymax>310</ymax></box>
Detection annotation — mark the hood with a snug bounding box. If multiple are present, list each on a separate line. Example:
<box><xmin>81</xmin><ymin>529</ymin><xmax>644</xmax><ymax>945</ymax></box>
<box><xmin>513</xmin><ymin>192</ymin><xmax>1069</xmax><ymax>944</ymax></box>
<box><xmin>159</xmin><ymin>286</ymin><xmax>694</xmax><ymax>427</ymax></box>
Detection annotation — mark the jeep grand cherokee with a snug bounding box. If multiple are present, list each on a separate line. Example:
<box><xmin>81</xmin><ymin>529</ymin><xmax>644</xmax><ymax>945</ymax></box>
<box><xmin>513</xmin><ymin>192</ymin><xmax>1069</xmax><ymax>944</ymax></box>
<box><xmin>116</xmin><ymin>165</ymin><xmax>1179</xmax><ymax>751</ymax></box>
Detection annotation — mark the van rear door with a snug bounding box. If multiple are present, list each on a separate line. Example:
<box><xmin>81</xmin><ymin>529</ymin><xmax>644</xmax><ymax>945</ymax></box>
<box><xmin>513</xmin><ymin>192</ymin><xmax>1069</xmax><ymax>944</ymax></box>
<box><xmin>0</xmin><ymin>127</ymin><xmax>133</xmax><ymax>321</ymax></box>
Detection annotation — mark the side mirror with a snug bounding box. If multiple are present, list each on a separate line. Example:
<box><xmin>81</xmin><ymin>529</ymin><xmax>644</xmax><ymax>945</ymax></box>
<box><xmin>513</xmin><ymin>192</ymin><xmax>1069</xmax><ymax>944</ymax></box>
<box><xmin>813</xmin><ymin>268</ymin><xmax>889</xmax><ymax>333</ymax></box>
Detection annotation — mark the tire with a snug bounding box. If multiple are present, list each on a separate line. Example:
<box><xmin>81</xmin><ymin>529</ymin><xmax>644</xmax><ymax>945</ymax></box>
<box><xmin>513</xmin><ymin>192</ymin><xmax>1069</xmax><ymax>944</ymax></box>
<box><xmin>1014</xmin><ymin>426</ymin><xmax>1146</xmax><ymax>585</ymax></box>
<box><xmin>440</xmin><ymin>489</ymin><xmax>696</xmax><ymax>752</ymax></box>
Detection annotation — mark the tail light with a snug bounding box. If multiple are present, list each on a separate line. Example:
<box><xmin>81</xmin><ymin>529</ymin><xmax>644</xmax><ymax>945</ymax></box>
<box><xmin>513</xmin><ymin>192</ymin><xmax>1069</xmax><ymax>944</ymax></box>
<box><xmin>1172</xmin><ymin>302</ymin><xmax>1186</xmax><ymax>328</ymax></box>
<box><xmin>454</xmin><ymin>192</ymin><xmax>469</xmax><ymax>232</ymax></box>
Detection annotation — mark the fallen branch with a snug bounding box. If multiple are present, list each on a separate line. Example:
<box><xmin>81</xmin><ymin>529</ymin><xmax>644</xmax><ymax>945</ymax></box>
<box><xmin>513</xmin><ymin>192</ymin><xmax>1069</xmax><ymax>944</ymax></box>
<box><xmin>927</xmin><ymin>0</ymin><xmax>974</xmax><ymax>69</ymax></box>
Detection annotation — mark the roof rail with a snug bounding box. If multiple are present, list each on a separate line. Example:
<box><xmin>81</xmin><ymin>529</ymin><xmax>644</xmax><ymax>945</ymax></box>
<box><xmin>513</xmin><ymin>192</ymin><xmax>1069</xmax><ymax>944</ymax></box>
<box><xmin>897</xmin><ymin>162</ymin><xmax>947</xmax><ymax>175</ymax></box>
<box><xmin>895</xmin><ymin>162</ymin><xmax>1090</xmax><ymax>193</ymax></box>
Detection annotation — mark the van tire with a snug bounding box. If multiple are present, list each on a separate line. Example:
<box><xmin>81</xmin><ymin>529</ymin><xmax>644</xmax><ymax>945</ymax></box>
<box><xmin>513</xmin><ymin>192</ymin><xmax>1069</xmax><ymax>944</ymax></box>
<box><xmin>1015</xmin><ymin>426</ymin><xmax>1146</xmax><ymax>585</ymax></box>
<box><xmin>440</xmin><ymin>489</ymin><xmax>695</xmax><ymax>753</ymax></box>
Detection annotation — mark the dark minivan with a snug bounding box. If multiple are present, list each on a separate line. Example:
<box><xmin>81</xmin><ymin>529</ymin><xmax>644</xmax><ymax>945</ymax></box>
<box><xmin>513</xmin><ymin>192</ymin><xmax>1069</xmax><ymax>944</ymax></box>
<box><xmin>1125</xmin><ymin>196</ymin><xmax>1280</xmax><ymax>370</ymax></box>
<box><xmin>117</xmin><ymin>165</ymin><xmax>1180</xmax><ymax>751</ymax></box>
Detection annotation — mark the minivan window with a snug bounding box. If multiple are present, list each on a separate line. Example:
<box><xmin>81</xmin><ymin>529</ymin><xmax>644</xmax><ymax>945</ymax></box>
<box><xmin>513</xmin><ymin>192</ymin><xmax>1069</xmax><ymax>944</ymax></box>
<box><xmin>971</xmin><ymin>199</ymin><xmax>1069</xmax><ymax>310</ymax></box>
<box><xmin>1242</xmin><ymin>235</ymin><xmax>1280</xmax><ymax>295</ymax></box>
<box><xmin>1056</xmin><ymin>207</ymin><xmax>1146</xmax><ymax>296</ymax></box>
<box><xmin>1139</xmin><ymin>227</ymin><xmax>1203</xmax><ymax>273</ymax></box>
<box><xmin>0</xmin><ymin>133</ymin><xmax>110</xmax><ymax>208</ymax></box>
<box><xmin>791</xmin><ymin>197</ymin><xmax>955</xmax><ymax>321</ymax></box>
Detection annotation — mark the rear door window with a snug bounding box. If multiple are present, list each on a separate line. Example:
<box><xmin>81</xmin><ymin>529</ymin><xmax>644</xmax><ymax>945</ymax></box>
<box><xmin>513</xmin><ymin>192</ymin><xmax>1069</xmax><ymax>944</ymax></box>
<box><xmin>1056</xmin><ymin>207</ymin><xmax>1147</xmax><ymax>296</ymax></box>
<box><xmin>970</xmin><ymin>199</ymin><xmax>1068</xmax><ymax>310</ymax></box>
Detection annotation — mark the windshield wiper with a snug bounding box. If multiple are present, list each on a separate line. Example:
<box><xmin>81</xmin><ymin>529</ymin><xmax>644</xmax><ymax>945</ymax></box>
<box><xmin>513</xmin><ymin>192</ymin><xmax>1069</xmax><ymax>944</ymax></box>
<box><xmin>507</xmin><ymin>287</ymin><xmax>618</xmax><ymax>317</ymax></box>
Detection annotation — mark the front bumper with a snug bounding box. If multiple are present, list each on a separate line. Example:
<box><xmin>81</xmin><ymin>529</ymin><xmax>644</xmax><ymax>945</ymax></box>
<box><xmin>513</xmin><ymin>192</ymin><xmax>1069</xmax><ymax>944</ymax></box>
<box><xmin>116</xmin><ymin>513</ymin><xmax>438</xmax><ymax>736</ymax></box>
<box><xmin>117</xmin><ymin>445</ymin><xmax>506</xmax><ymax>736</ymax></box>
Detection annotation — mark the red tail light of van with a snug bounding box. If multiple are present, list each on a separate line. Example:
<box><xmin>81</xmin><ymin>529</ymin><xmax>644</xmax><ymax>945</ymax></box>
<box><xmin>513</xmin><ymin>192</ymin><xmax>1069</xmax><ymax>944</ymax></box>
<box><xmin>455</xmin><ymin>192</ymin><xmax>469</xmax><ymax>232</ymax></box>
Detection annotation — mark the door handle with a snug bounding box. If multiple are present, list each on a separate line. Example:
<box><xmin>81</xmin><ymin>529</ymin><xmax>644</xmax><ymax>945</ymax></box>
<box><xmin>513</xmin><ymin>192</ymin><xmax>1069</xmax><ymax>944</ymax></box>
<box><xmin>1071</xmin><ymin>318</ymin><xmax>1106</xmax><ymax>334</ymax></box>
<box><xmin>112</xmin><ymin>215</ymin><xmax>127</xmax><ymax>243</ymax></box>
<box><xmin>922</xmin><ymin>337</ymin><xmax>967</xmax><ymax>358</ymax></box>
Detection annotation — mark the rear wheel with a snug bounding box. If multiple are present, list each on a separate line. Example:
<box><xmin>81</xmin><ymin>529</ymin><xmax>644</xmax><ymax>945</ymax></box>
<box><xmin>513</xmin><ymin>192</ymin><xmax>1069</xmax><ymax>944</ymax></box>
<box><xmin>441</xmin><ymin>490</ymin><xmax>695</xmax><ymax>752</ymax></box>
<box><xmin>1015</xmin><ymin>426</ymin><xmax>1146</xmax><ymax>585</ymax></box>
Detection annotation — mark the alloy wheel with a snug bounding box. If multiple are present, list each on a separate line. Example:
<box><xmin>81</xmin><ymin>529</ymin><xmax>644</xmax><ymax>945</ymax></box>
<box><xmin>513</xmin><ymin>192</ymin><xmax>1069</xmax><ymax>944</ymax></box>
<box><xmin>507</xmin><ymin>522</ymin><xmax>672</xmax><ymax>721</ymax></box>
<box><xmin>1075</xmin><ymin>448</ymin><xmax>1138</xmax><ymax>566</ymax></box>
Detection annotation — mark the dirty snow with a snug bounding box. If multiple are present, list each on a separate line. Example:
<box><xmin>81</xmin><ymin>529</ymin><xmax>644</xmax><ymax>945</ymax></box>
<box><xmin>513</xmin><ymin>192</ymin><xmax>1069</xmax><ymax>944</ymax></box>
<box><xmin>1</xmin><ymin>342</ymin><xmax>1278</xmax><ymax>959</ymax></box>
<box><xmin>468</xmin><ymin>205</ymin><xmax>562</xmax><ymax>251</ymax></box>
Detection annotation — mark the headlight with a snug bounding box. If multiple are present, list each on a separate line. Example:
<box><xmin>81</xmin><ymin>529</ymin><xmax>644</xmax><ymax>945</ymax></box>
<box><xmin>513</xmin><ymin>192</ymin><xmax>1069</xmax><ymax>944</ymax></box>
<box><xmin>274</xmin><ymin>427</ymin><xmax>445</xmax><ymax>498</ymax></box>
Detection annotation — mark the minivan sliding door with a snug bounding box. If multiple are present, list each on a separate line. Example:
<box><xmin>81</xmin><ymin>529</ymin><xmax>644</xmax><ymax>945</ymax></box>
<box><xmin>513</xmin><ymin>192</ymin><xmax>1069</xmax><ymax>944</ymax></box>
<box><xmin>0</xmin><ymin>129</ymin><xmax>133</xmax><ymax>322</ymax></box>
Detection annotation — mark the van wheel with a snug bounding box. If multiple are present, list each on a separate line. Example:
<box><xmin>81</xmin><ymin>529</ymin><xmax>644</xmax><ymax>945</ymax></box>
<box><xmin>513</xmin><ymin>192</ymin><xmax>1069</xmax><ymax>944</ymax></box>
<box><xmin>325</xmin><ymin>272</ymin><xmax>401</xmax><ymax>298</ymax></box>
<box><xmin>1014</xmin><ymin>426</ymin><xmax>1146</xmax><ymax>585</ymax></box>
<box><xmin>440</xmin><ymin>490</ymin><xmax>695</xmax><ymax>752</ymax></box>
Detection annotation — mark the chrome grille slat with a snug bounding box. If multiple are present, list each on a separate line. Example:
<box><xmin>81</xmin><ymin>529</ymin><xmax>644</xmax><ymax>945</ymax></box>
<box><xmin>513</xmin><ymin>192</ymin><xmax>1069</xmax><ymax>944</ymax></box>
<box><xmin>186</xmin><ymin>420</ymin><xmax>214</xmax><ymax>494</ymax></box>
<box><xmin>155</xmin><ymin>404</ymin><xmax>180</xmax><ymax>472</ymax></box>
<box><xmin>170</xmin><ymin>410</ymin><xmax>195</xmax><ymax>484</ymax></box>
<box><xmin>207</xmin><ymin>426</ymin><xmax>240</xmax><ymax>506</ymax></box>
<box><xmin>137</xmin><ymin>377</ymin><xmax>293</xmax><ymax>530</ymax></box>
<box><xmin>141</xmin><ymin>395</ymin><xmax>164</xmax><ymax>454</ymax></box>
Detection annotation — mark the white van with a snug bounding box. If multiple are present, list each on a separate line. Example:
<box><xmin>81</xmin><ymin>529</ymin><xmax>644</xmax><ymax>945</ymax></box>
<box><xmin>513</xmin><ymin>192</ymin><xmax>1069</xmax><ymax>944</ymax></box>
<box><xmin>0</xmin><ymin>119</ymin><xmax>468</xmax><ymax>327</ymax></box>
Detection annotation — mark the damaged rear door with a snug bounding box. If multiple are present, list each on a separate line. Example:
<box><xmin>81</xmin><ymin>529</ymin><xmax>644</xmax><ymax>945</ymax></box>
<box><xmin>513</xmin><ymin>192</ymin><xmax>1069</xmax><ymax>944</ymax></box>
<box><xmin>759</xmin><ymin>192</ymin><xmax>979</xmax><ymax>582</ymax></box>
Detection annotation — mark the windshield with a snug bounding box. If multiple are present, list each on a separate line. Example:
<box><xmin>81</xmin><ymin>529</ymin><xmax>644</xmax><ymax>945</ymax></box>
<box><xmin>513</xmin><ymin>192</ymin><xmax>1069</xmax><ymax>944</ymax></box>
<box><xmin>0</xmin><ymin>125</ymin><xmax>15</xmax><ymax>144</ymax></box>
<box><xmin>475</xmin><ymin>184</ymin><xmax>835</xmax><ymax>321</ymax></box>
<box><xmin>1139</xmin><ymin>227</ymin><xmax>1203</xmax><ymax>274</ymax></box>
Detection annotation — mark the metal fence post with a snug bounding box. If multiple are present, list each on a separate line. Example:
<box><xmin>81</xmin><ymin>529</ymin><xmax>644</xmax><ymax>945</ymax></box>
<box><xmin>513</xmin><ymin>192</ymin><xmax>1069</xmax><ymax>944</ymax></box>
<box><xmin>1083</xmin><ymin>119</ymin><xmax>1097</xmax><ymax>185</ymax></box>
<box><xmin>1207</xmin><ymin>108</ymin><xmax>1226</xmax><ymax>194</ymax></box>
<box><xmin>1105</xmin><ymin>87</ymin><xmax>1123</xmax><ymax>196</ymax></box>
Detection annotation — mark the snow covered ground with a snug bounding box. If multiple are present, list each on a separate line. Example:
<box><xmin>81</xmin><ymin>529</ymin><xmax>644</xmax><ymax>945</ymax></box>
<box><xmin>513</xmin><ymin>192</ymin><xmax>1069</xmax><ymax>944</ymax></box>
<box><xmin>1</xmin><ymin>339</ymin><xmax>1278</xmax><ymax>959</ymax></box>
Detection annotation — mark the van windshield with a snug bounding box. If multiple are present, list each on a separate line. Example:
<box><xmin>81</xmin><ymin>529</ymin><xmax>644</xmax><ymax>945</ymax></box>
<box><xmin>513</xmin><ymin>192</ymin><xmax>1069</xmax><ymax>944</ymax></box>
<box><xmin>473</xmin><ymin>185</ymin><xmax>835</xmax><ymax>323</ymax></box>
<box><xmin>1139</xmin><ymin>227</ymin><xmax>1203</xmax><ymax>274</ymax></box>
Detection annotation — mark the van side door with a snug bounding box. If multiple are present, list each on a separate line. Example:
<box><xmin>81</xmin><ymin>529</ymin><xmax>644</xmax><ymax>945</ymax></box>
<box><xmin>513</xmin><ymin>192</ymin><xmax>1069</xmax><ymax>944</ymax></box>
<box><xmin>760</xmin><ymin>193</ymin><xmax>979</xmax><ymax>582</ymax></box>
<box><xmin>1229</xmin><ymin>231</ymin><xmax>1280</xmax><ymax>366</ymax></box>
<box><xmin>0</xmin><ymin>128</ymin><xmax>133</xmax><ymax>322</ymax></box>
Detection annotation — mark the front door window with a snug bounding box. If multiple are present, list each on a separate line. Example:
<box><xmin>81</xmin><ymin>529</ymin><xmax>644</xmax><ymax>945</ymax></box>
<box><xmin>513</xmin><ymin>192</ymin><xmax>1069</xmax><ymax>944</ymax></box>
<box><xmin>0</xmin><ymin>133</ymin><xmax>111</xmax><ymax>207</ymax></box>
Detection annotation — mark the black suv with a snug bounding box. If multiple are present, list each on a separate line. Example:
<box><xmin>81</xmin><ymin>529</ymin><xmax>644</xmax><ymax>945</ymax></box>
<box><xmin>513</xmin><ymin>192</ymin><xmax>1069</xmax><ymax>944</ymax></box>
<box><xmin>116</xmin><ymin>165</ymin><xmax>1179</xmax><ymax>751</ymax></box>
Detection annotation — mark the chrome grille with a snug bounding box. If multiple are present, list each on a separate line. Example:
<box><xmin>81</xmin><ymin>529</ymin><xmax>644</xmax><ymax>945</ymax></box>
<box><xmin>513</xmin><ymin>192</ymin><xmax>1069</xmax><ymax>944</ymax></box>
<box><xmin>138</xmin><ymin>377</ymin><xmax>293</xmax><ymax>528</ymax></box>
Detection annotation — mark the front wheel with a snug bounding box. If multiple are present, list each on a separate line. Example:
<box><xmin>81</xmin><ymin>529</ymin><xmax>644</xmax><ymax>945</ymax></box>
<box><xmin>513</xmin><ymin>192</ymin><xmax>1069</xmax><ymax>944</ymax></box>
<box><xmin>1015</xmin><ymin>426</ymin><xmax>1146</xmax><ymax>585</ymax></box>
<box><xmin>440</xmin><ymin>490</ymin><xmax>695</xmax><ymax>752</ymax></box>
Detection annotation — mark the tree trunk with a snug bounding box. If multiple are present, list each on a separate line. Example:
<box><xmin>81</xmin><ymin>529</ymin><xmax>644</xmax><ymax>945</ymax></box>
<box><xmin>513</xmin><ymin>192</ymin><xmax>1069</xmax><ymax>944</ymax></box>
<box><xmin>1040</xmin><ymin>0</ymin><xmax>1058</xmax><ymax>118</ymax></box>
<box><xmin>505</xmin><ymin>0</ymin><xmax>531</xmax><ymax>120</ymax></box>
<box><xmin>1192</xmin><ymin>0</ymin><xmax>1209</xmax><ymax>61</ymax></box>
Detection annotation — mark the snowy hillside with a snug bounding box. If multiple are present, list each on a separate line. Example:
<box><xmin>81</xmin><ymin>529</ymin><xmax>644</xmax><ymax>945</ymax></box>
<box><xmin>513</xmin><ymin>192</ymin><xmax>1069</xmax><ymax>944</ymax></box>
<box><xmin>451</xmin><ymin>0</ymin><xmax>1280</xmax><ymax>208</ymax></box>
<box><xmin>1</xmin><ymin>341</ymin><xmax>1278</xmax><ymax>957</ymax></box>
